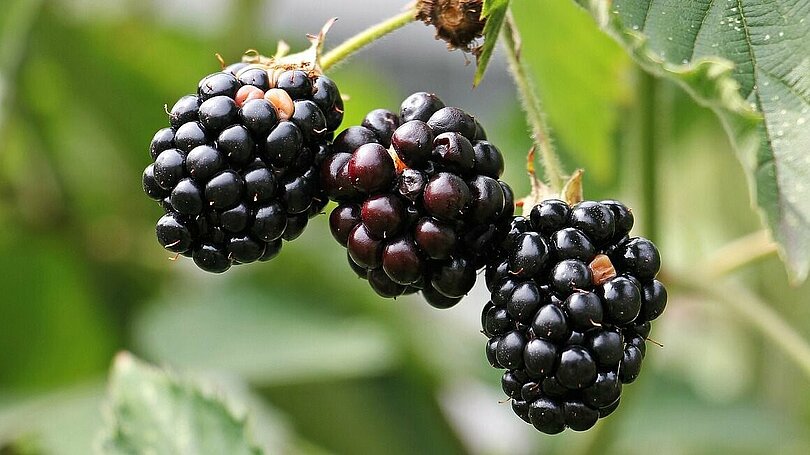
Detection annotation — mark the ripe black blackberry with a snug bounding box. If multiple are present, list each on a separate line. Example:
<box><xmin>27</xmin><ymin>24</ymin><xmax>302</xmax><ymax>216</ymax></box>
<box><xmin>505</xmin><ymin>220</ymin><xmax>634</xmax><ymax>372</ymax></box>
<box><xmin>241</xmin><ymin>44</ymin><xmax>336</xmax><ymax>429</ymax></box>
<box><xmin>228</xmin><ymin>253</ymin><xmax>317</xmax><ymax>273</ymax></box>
<box><xmin>322</xmin><ymin>92</ymin><xmax>513</xmax><ymax>307</ymax></box>
<box><xmin>142</xmin><ymin>33</ymin><xmax>343</xmax><ymax>272</ymax></box>
<box><xmin>482</xmin><ymin>198</ymin><xmax>666</xmax><ymax>433</ymax></box>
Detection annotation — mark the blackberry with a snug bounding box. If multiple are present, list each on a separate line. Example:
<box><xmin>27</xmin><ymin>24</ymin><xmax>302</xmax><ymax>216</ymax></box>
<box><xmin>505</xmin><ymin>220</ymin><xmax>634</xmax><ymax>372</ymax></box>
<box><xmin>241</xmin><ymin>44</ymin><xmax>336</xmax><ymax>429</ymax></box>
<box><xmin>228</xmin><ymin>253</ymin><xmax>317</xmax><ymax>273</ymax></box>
<box><xmin>142</xmin><ymin>52</ymin><xmax>344</xmax><ymax>272</ymax></box>
<box><xmin>481</xmin><ymin>198</ymin><xmax>666</xmax><ymax>433</ymax></box>
<box><xmin>322</xmin><ymin>93</ymin><xmax>513</xmax><ymax>307</ymax></box>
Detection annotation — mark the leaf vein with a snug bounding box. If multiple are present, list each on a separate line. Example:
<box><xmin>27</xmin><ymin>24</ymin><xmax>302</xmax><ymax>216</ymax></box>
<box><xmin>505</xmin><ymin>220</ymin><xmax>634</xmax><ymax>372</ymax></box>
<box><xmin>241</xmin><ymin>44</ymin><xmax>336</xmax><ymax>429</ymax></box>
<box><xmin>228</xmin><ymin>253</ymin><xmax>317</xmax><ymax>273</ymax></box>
<box><xmin>689</xmin><ymin>0</ymin><xmax>719</xmax><ymax>62</ymax></box>
<box><xmin>738</xmin><ymin>1</ymin><xmax>784</xmax><ymax>225</ymax></box>
<box><xmin>759</xmin><ymin>67</ymin><xmax>810</xmax><ymax>105</ymax></box>
<box><xmin>640</xmin><ymin>0</ymin><xmax>655</xmax><ymax>32</ymax></box>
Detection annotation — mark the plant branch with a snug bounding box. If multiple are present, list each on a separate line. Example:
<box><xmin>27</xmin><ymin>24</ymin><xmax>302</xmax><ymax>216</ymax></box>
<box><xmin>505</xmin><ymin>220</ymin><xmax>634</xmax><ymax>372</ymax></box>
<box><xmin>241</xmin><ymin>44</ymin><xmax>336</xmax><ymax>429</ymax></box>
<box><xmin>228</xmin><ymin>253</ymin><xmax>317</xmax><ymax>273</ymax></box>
<box><xmin>699</xmin><ymin>230</ymin><xmax>777</xmax><ymax>278</ymax></box>
<box><xmin>0</xmin><ymin>0</ymin><xmax>45</xmax><ymax>134</ymax></box>
<box><xmin>320</xmin><ymin>8</ymin><xmax>417</xmax><ymax>72</ymax></box>
<box><xmin>667</xmin><ymin>270</ymin><xmax>810</xmax><ymax>381</ymax></box>
<box><xmin>501</xmin><ymin>13</ymin><xmax>566</xmax><ymax>192</ymax></box>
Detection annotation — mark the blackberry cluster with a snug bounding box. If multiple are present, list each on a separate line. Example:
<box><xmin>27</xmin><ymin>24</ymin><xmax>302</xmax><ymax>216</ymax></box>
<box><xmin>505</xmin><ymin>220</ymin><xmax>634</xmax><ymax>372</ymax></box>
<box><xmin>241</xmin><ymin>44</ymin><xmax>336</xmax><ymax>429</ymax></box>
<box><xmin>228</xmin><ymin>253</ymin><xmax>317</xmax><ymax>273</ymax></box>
<box><xmin>141</xmin><ymin>63</ymin><xmax>344</xmax><ymax>272</ymax></box>
<box><xmin>482</xmin><ymin>199</ymin><xmax>666</xmax><ymax>433</ymax></box>
<box><xmin>322</xmin><ymin>92</ymin><xmax>514</xmax><ymax>307</ymax></box>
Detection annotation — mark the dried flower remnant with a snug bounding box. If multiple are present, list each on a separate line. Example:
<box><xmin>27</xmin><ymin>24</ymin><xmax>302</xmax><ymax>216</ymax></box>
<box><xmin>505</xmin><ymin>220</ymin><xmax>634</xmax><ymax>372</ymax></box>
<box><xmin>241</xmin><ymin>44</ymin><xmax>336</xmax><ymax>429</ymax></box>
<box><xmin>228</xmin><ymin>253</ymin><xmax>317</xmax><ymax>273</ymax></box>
<box><xmin>417</xmin><ymin>0</ymin><xmax>486</xmax><ymax>51</ymax></box>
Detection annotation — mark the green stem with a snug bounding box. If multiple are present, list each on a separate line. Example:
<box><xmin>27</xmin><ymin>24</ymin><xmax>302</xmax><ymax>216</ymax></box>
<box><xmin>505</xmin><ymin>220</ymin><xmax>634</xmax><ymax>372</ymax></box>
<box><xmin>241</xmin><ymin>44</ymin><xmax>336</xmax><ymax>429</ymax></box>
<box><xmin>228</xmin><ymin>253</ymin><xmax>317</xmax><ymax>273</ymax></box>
<box><xmin>502</xmin><ymin>14</ymin><xmax>566</xmax><ymax>192</ymax></box>
<box><xmin>0</xmin><ymin>0</ymin><xmax>45</xmax><ymax>134</ymax></box>
<box><xmin>668</xmin><ymin>271</ymin><xmax>810</xmax><ymax>381</ymax></box>
<box><xmin>639</xmin><ymin>70</ymin><xmax>658</xmax><ymax>240</ymax></box>
<box><xmin>320</xmin><ymin>9</ymin><xmax>417</xmax><ymax>72</ymax></box>
<box><xmin>700</xmin><ymin>230</ymin><xmax>777</xmax><ymax>278</ymax></box>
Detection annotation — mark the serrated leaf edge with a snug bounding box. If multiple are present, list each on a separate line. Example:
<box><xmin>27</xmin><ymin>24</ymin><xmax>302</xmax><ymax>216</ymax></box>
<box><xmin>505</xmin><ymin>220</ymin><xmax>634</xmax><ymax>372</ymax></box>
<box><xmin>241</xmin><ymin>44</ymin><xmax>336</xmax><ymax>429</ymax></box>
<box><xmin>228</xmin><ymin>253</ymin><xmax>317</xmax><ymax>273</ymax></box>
<box><xmin>96</xmin><ymin>352</ymin><xmax>263</xmax><ymax>455</ymax></box>
<box><xmin>574</xmin><ymin>0</ymin><xmax>810</xmax><ymax>283</ymax></box>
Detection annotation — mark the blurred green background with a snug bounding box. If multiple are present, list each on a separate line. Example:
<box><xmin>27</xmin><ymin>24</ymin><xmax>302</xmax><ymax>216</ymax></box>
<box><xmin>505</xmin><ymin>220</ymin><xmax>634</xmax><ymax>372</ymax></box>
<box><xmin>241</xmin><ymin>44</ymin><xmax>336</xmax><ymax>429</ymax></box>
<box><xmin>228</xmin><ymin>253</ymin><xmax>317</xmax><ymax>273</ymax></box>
<box><xmin>1</xmin><ymin>0</ymin><xmax>809</xmax><ymax>453</ymax></box>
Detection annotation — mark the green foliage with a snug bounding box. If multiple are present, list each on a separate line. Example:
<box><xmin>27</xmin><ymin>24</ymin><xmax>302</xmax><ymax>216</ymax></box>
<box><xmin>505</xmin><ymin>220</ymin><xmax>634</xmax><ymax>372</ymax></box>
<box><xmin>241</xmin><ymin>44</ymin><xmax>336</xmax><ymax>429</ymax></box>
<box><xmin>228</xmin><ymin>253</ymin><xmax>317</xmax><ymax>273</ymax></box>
<box><xmin>474</xmin><ymin>0</ymin><xmax>510</xmax><ymax>86</ymax></box>
<box><xmin>133</xmin><ymin>285</ymin><xmax>399</xmax><ymax>384</ymax></box>
<box><xmin>100</xmin><ymin>353</ymin><xmax>262</xmax><ymax>455</ymax></box>
<box><xmin>574</xmin><ymin>0</ymin><xmax>810</xmax><ymax>283</ymax></box>
<box><xmin>1</xmin><ymin>1</ymin><xmax>809</xmax><ymax>454</ymax></box>
<box><xmin>0</xmin><ymin>235</ymin><xmax>114</xmax><ymax>390</ymax></box>
<box><xmin>510</xmin><ymin>1</ymin><xmax>628</xmax><ymax>185</ymax></box>
<box><xmin>0</xmin><ymin>384</ymin><xmax>104</xmax><ymax>454</ymax></box>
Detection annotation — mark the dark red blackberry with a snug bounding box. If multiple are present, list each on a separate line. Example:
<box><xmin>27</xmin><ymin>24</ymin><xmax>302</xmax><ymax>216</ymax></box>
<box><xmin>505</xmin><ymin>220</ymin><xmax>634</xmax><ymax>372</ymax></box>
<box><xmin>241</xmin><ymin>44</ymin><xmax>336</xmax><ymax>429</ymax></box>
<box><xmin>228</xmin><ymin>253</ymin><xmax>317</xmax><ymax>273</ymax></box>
<box><xmin>481</xmin><ymin>198</ymin><xmax>666</xmax><ymax>433</ymax></box>
<box><xmin>142</xmin><ymin>46</ymin><xmax>345</xmax><ymax>272</ymax></box>
<box><xmin>322</xmin><ymin>93</ymin><xmax>513</xmax><ymax>307</ymax></box>
<box><xmin>391</xmin><ymin>121</ymin><xmax>433</xmax><ymax>166</ymax></box>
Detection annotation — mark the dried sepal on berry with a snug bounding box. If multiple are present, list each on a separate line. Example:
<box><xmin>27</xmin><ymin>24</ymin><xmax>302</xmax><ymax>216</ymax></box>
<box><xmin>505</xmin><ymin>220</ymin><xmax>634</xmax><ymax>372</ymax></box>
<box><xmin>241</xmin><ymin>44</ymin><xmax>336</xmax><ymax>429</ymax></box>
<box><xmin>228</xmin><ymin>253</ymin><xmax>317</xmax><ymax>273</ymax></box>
<box><xmin>416</xmin><ymin>0</ymin><xmax>486</xmax><ymax>52</ymax></box>
<box><xmin>561</xmin><ymin>169</ymin><xmax>584</xmax><ymax>206</ymax></box>
<box><xmin>516</xmin><ymin>147</ymin><xmax>584</xmax><ymax>216</ymax></box>
<box><xmin>237</xmin><ymin>17</ymin><xmax>336</xmax><ymax>81</ymax></box>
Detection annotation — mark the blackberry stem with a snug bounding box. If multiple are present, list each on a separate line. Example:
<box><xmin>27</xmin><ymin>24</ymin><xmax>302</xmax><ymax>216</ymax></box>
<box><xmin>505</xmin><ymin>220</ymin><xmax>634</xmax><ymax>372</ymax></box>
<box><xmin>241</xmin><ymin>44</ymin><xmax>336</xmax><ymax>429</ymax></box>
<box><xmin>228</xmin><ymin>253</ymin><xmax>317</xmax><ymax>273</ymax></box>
<box><xmin>320</xmin><ymin>8</ymin><xmax>417</xmax><ymax>71</ymax></box>
<box><xmin>501</xmin><ymin>14</ymin><xmax>566</xmax><ymax>193</ymax></box>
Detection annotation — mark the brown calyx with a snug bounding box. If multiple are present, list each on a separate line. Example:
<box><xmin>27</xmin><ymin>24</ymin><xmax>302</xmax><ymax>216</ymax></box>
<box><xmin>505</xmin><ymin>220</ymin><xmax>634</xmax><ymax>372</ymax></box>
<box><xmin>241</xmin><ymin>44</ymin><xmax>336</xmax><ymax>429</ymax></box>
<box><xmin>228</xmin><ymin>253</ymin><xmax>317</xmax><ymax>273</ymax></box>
<box><xmin>417</xmin><ymin>0</ymin><xmax>486</xmax><ymax>52</ymax></box>
<box><xmin>238</xmin><ymin>18</ymin><xmax>337</xmax><ymax>79</ymax></box>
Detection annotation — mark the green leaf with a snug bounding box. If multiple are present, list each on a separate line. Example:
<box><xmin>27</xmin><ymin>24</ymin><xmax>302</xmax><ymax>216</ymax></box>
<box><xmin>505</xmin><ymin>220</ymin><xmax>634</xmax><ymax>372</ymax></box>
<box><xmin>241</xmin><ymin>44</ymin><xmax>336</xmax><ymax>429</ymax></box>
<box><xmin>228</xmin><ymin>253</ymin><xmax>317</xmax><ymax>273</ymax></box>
<box><xmin>133</xmin><ymin>285</ymin><xmax>399</xmax><ymax>385</ymax></box>
<box><xmin>0</xmin><ymin>382</ymin><xmax>105</xmax><ymax>454</ymax></box>
<box><xmin>474</xmin><ymin>0</ymin><xmax>511</xmax><ymax>86</ymax></box>
<box><xmin>482</xmin><ymin>0</ymin><xmax>509</xmax><ymax>16</ymax></box>
<box><xmin>508</xmin><ymin>0</ymin><xmax>630</xmax><ymax>185</ymax></box>
<box><xmin>574</xmin><ymin>0</ymin><xmax>810</xmax><ymax>283</ymax></box>
<box><xmin>100</xmin><ymin>353</ymin><xmax>262</xmax><ymax>455</ymax></box>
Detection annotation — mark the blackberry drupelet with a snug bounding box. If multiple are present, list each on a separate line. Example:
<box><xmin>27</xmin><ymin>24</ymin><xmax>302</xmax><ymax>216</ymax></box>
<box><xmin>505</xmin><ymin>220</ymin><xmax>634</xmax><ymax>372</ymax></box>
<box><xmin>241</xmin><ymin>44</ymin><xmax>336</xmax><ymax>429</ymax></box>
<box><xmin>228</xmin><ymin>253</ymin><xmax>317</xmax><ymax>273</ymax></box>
<box><xmin>322</xmin><ymin>92</ymin><xmax>513</xmax><ymax>307</ymax></box>
<box><xmin>482</xmin><ymin>198</ymin><xmax>666</xmax><ymax>433</ymax></box>
<box><xmin>143</xmin><ymin>56</ymin><xmax>344</xmax><ymax>272</ymax></box>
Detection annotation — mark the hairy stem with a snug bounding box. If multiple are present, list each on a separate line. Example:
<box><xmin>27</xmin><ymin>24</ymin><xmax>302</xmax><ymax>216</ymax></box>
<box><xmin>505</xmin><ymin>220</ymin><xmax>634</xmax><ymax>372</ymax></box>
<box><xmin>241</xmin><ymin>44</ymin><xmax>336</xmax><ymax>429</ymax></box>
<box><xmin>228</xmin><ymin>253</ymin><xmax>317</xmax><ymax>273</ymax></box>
<box><xmin>502</xmin><ymin>14</ymin><xmax>566</xmax><ymax>192</ymax></box>
<box><xmin>320</xmin><ymin>8</ymin><xmax>417</xmax><ymax>72</ymax></box>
